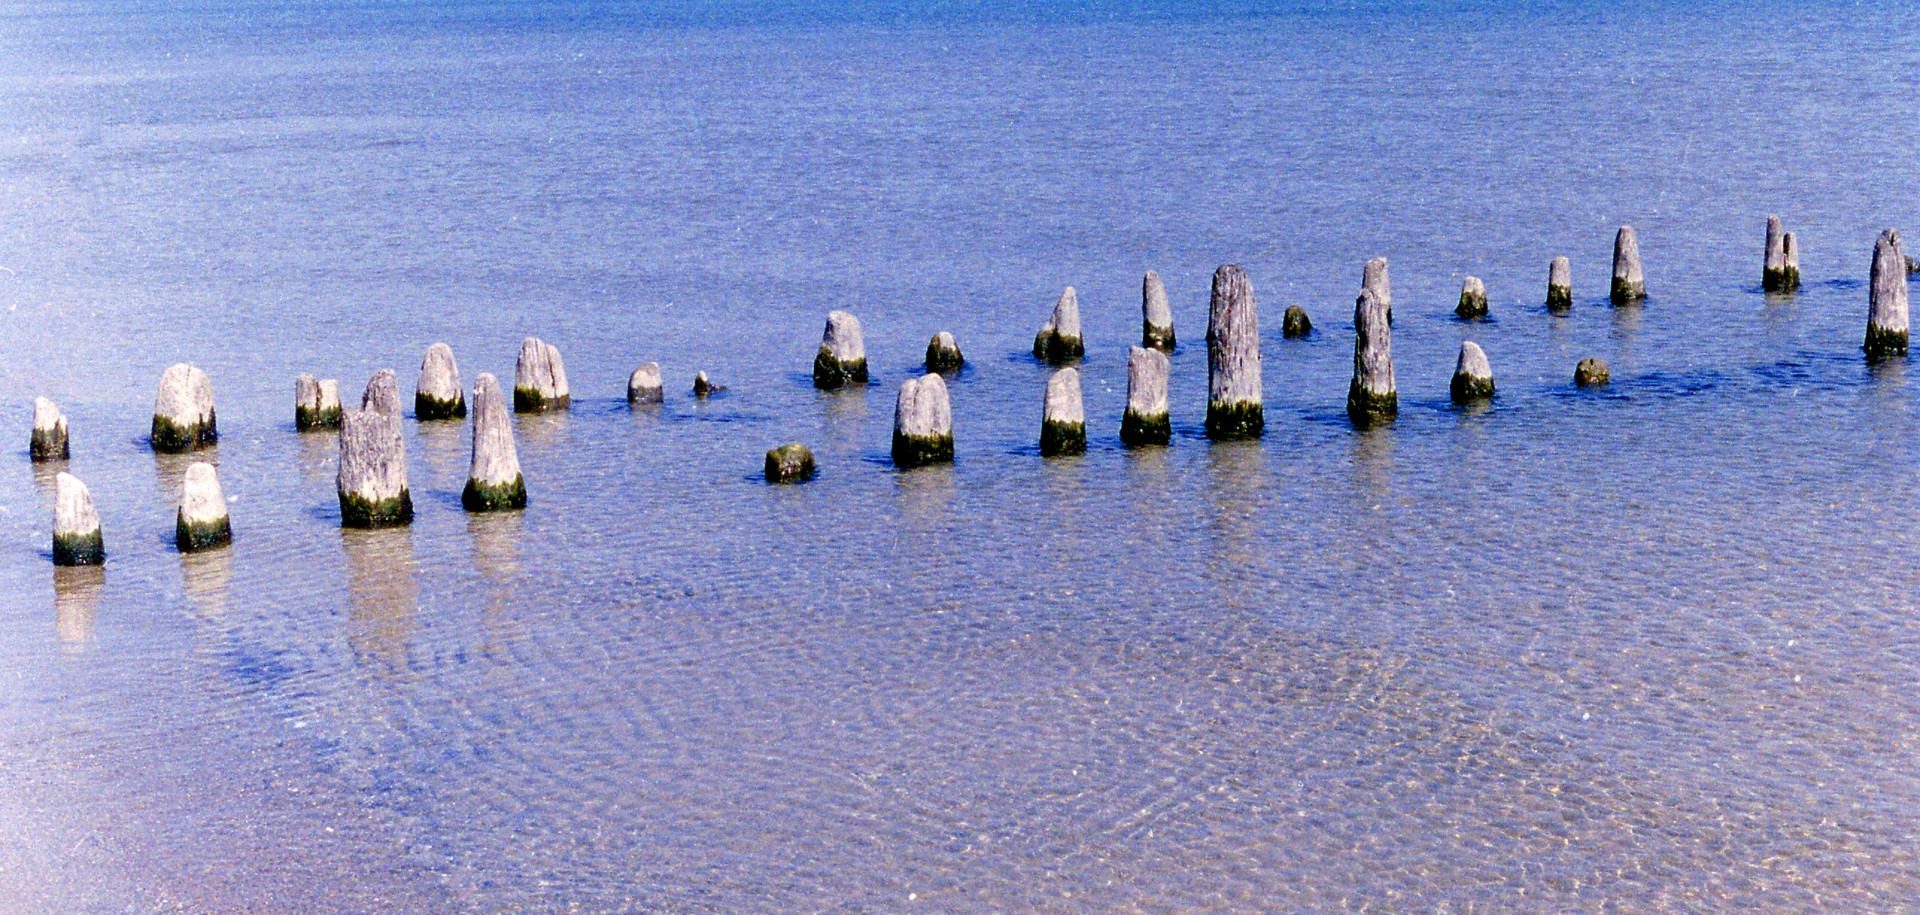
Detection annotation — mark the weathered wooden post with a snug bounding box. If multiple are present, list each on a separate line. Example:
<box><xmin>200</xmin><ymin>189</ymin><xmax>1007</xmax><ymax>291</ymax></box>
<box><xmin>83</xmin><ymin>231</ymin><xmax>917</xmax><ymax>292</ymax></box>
<box><xmin>627</xmin><ymin>362</ymin><xmax>664</xmax><ymax>404</ymax></box>
<box><xmin>1449</xmin><ymin>341</ymin><xmax>1495</xmax><ymax>404</ymax></box>
<box><xmin>415</xmin><ymin>343</ymin><xmax>466</xmax><ymax>420</ymax></box>
<box><xmin>152</xmin><ymin>363</ymin><xmax>216</xmax><ymax>452</ymax></box>
<box><xmin>925</xmin><ymin>332</ymin><xmax>964</xmax><ymax>372</ymax></box>
<box><xmin>1206</xmin><ymin>265</ymin><xmax>1262</xmax><ymax>439</ymax></box>
<box><xmin>1282</xmin><ymin>305</ymin><xmax>1312</xmax><ymax>338</ymax></box>
<box><xmin>1866</xmin><ymin>228</ymin><xmax>1910</xmax><ymax>361</ymax></box>
<box><xmin>1456</xmin><ymin>276</ymin><xmax>1488</xmax><ymax>319</ymax></box>
<box><xmin>514</xmin><ymin>337</ymin><xmax>570</xmax><ymax>412</ymax></box>
<box><xmin>1575</xmin><ymin>358</ymin><xmax>1611</xmax><ymax>387</ymax></box>
<box><xmin>1547</xmin><ymin>256</ymin><xmax>1572</xmax><ymax>312</ymax></box>
<box><xmin>693</xmin><ymin>371</ymin><xmax>721</xmax><ymax>397</ymax></box>
<box><xmin>1347</xmin><ymin>257</ymin><xmax>1397</xmax><ymax>427</ymax></box>
<box><xmin>1142</xmin><ymin>271</ymin><xmax>1175</xmax><ymax>350</ymax></box>
<box><xmin>361</xmin><ymin>369</ymin><xmax>402</xmax><ymax>417</ymax></box>
<box><xmin>813</xmin><ymin>311</ymin><xmax>869</xmax><ymax>389</ymax></box>
<box><xmin>1121</xmin><ymin>346</ymin><xmax>1171</xmax><ymax>446</ymax></box>
<box><xmin>30</xmin><ymin>397</ymin><xmax>68</xmax><ymax>462</ymax></box>
<box><xmin>1040</xmin><ymin>368</ymin><xmax>1086</xmax><ymax>456</ymax></box>
<box><xmin>52</xmin><ymin>472</ymin><xmax>104</xmax><ymax>566</ymax></box>
<box><xmin>463</xmin><ymin>373</ymin><xmax>527</xmax><ymax>512</ymax></box>
<box><xmin>1034</xmin><ymin>286</ymin><xmax>1084</xmax><ymax>363</ymax></box>
<box><xmin>337</xmin><ymin>405</ymin><xmax>412</xmax><ymax>527</ymax></box>
<box><xmin>1764</xmin><ymin>215</ymin><xmax>1802</xmax><ymax>292</ymax></box>
<box><xmin>175</xmin><ymin>461</ymin><xmax>232</xmax><ymax>552</ymax></box>
<box><xmin>295</xmin><ymin>375</ymin><xmax>342</xmax><ymax>430</ymax></box>
<box><xmin>1611</xmin><ymin>226</ymin><xmax>1646</xmax><ymax>304</ymax></box>
<box><xmin>764</xmin><ymin>443</ymin><xmax>816</xmax><ymax>483</ymax></box>
<box><xmin>891</xmin><ymin>373</ymin><xmax>953</xmax><ymax>468</ymax></box>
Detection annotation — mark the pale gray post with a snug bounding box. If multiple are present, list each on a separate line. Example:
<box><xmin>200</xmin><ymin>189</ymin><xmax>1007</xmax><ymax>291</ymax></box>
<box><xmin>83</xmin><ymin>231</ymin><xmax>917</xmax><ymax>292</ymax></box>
<box><xmin>1346</xmin><ymin>257</ymin><xmax>1397</xmax><ymax>426</ymax></box>
<box><xmin>52</xmin><ymin>472</ymin><xmax>104</xmax><ymax>566</ymax></box>
<box><xmin>1034</xmin><ymin>286</ymin><xmax>1084</xmax><ymax>362</ymax></box>
<box><xmin>415</xmin><ymin>343</ymin><xmax>466</xmax><ymax>420</ymax></box>
<box><xmin>463</xmin><ymin>373</ymin><xmax>526</xmax><ymax>511</ymax></box>
<box><xmin>1547</xmin><ymin>256</ymin><xmax>1572</xmax><ymax>312</ymax></box>
<box><xmin>1205</xmin><ymin>264</ymin><xmax>1262</xmax><ymax>439</ymax></box>
<box><xmin>891</xmin><ymin>373</ymin><xmax>954</xmax><ymax>467</ymax></box>
<box><xmin>31</xmin><ymin>397</ymin><xmax>69</xmax><ymax>462</ymax></box>
<box><xmin>1142</xmin><ymin>271</ymin><xmax>1175</xmax><ymax>350</ymax></box>
<box><xmin>813</xmin><ymin>311</ymin><xmax>869</xmax><ymax>388</ymax></box>
<box><xmin>1450</xmin><ymin>341</ymin><xmax>1494</xmax><ymax>404</ymax></box>
<box><xmin>337</xmin><ymin>407</ymin><xmax>411</xmax><ymax>527</ymax></box>
<box><xmin>152</xmin><ymin>363</ymin><xmax>216</xmax><ymax>452</ymax></box>
<box><xmin>1040</xmin><ymin>367</ymin><xmax>1086</xmax><ymax>456</ymax></box>
<box><xmin>627</xmin><ymin>362</ymin><xmax>664</xmax><ymax>403</ymax></box>
<box><xmin>1866</xmin><ymin>228</ymin><xmax>1910</xmax><ymax>360</ymax></box>
<box><xmin>176</xmin><ymin>461</ymin><xmax>232</xmax><ymax>551</ymax></box>
<box><xmin>514</xmin><ymin>337</ymin><xmax>571</xmax><ymax>412</ymax></box>
<box><xmin>1121</xmin><ymin>346</ymin><xmax>1171</xmax><ymax>446</ymax></box>
<box><xmin>1611</xmin><ymin>226</ymin><xmax>1646</xmax><ymax>303</ymax></box>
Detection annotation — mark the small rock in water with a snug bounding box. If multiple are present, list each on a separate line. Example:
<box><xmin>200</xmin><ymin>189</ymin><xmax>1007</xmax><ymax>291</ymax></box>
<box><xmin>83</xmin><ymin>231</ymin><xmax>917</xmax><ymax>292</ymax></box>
<box><xmin>1449</xmin><ymin>341</ymin><xmax>1495</xmax><ymax>404</ymax></box>
<box><xmin>1040</xmin><ymin>367</ymin><xmax>1086</xmax><ymax>457</ymax></box>
<box><xmin>812</xmin><ymin>311</ymin><xmax>868</xmax><ymax>389</ymax></box>
<box><xmin>463</xmin><ymin>373</ymin><xmax>527</xmax><ymax>512</ymax></box>
<box><xmin>52</xmin><ymin>472</ymin><xmax>104</xmax><ymax>566</ymax></box>
<box><xmin>693</xmin><ymin>371</ymin><xmax>725</xmax><ymax>397</ymax></box>
<box><xmin>1575</xmin><ymin>357</ymin><xmax>1611</xmax><ymax>387</ymax></box>
<box><xmin>925</xmin><ymin>331</ymin><xmax>965</xmax><ymax>373</ymax></box>
<box><xmin>175</xmin><ymin>461</ymin><xmax>232</xmax><ymax>552</ymax></box>
<box><xmin>31</xmin><ymin>397</ymin><xmax>69</xmax><ymax>462</ymax></box>
<box><xmin>764</xmin><ymin>443</ymin><xmax>816</xmax><ymax>483</ymax></box>
<box><xmin>514</xmin><ymin>337</ymin><xmax>570</xmax><ymax>412</ymax></box>
<box><xmin>414</xmin><ymin>343</ymin><xmax>467</xmax><ymax>420</ymax></box>
<box><xmin>152</xmin><ymin>363</ymin><xmax>217</xmax><ymax>452</ymax></box>
<box><xmin>1456</xmin><ymin>276</ymin><xmax>1488</xmax><ymax>319</ymax></box>
<box><xmin>1033</xmin><ymin>286</ymin><xmax>1084</xmax><ymax>364</ymax></box>
<box><xmin>627</xmin><ymin>362</ymin><xmax>664</xmax><ymax>404</ymax></box>
<box><xmin>1281</xmin><ymin>305</ymin><xmax>1312</xmax><ymax>339</ymax></box>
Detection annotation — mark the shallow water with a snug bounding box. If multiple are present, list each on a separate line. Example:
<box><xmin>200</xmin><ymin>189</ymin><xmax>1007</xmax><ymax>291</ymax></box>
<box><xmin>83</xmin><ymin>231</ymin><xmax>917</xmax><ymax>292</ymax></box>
<box><xmin>4</xmin><ymin>1</ymin><xmax>1920</xmax><ymax>910</ymax></box>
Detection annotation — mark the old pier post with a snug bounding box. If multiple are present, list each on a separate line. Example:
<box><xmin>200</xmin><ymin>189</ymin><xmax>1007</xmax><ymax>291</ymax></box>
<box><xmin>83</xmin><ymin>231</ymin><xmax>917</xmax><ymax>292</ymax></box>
<box><xmin>463</xmin><ymin>373</ymin><xmax>527</xmax><ymax>512</ymax></box>
<box><xmin>1034</xmin><ymin>286</ymin><xmax>1084</xmax><ymax>363</ymax></box>
<box><xmin>1205</xmin><ymin>264</ymin><xmax>1263</xmax><ymax>439</ymax></box>
<box><xmin>1142</xmin><ymin>271</ymin><xmax>1175</xmax><ymax>350</ymax></box>
<box><xmin>813</xmin><ymin>311</ymin><xmax>869</xmax><ymax>389</ymax></box>
<box><xmin>1347</xmin><ymin>257</ymin><xmax>1398</xmax><ymax>427</ymax></box>
<box><xmin>1450</xmin><ymin>341</ymin><xmax>1495</xmax><ymax>404</ymax></box>
<box><xmin>1764</xmin><ymin>215</ymin><xmax>1802</xmax><ymax>292</ymax></box>
<box><xmin>891</xmin><ymin>373</ymin><xmax>954</xmax><ymax>468</ymax></box>
<box><xmin>1040</xmin><ymin>368</ymin><xmax>1086</xmax><ymax>456</ymax></box>
<box><xmin>1121</xmin><ymin>346</ymin><xmax>1171</xmax><ymax>446</ymax></box>
<box><xmin>176</xmin><ymin>461</ymin><xmax>232</xmax><ymax>552</ymax></box>
<box><xmin>1866</xmin><ymin>228</ymin><xmax>1910</xmax><ymax>361</ymax></box>
<box><xmin>1456</xmin><ymin>276</ymin><xmax>1488</xmax><ymax>319</ymax></box>
<box><xmin>415</xmin><ymin>343</ymin><xmax>466</xmax><ymax>420</ymax></box>
<box><xmin>1282</xmin><ymin>305</ymin><xmax>1312</xmax><ymax>338</ymax></box>
<box><xmin>52</xmin><ymin>472</ymin><xmax>104</xmax><ymax>566</ymax></box>
<box><xmin>764</xmin><ymin>443</ymin><xmax>816</xmax><ymax>483</ymax></box>
<box><xmin>693</xmin><ymin>371</ymin><xmax>721</xmax><ymax>397</ymax></box>
<box><xmin>514</xmin><ymin>337</ymin><xmax>570</xmax><ymax>412</ymax></box>
<box><xmin>1575</xmin><ymin>358</ymin><xmax>1611</xmax><ymax>387</ymax></box>
<box><xmin>627</xmin><ymin>362</ymin><xmax>664</xmax><ymax>404</ymax></box>
<box><xmin>295</xmin><ymin>375</ymin><xmax>342</xmax><ymax>430</ymax></box>
<box><xmin>1611</xmin><ymin>226</ymin><xmax>1646</xmax><ymax>304</ymax></box>
<box><xmin>338</xmin><ymin>403</ymin><xmax>412</xmax><ymax>527</ymax></box>
<box><xmin>31</xmin><ymin>397</ymin><xmax>68</xmax><ymax>462</ymax></box>
<box><xmin>362</xmin><ymin>369</ymin><xmax>402</xmax><ymax>417</ymax></box>
<box><xmin>925</xmin><ymin>331</ymin><xmax>964</xmax><ymax>372</ymax></box>
<box><xmin>1547</xmin><ymin>256</ymin><xmax>1573</xmax><ymax>312</ymax></box>
<box><xmin>152</xmin><ymin>363</ymin><xmax>216</xmax><ymax>452</ymax></box>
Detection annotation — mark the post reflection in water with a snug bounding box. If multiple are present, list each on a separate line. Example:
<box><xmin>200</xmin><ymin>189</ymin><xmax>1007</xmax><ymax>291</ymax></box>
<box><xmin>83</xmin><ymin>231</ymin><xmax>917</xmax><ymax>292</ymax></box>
<box><xmin>297</xmin><ymin>428</ymin><xmax>335</xmax><ymax>483</ymax></box>
<box><xmin>53</xmin><ymin>565</ymin><xmax>105</xmax><ymax>650</ymax></box>
<box><xmin>340</xmin><ymin>527</ymin><xmax>419</xmax><ymax>675</ymax></box>
<box><xmin>469</xmin><ymin>510</ymin><xmax>526</xmax><ymax>658</ymax></box>
<box><xmin>413</xmin><ymin>417</ymin><xmax>466</xmax><ymax>484</ymax></box>
<box><xmin>180</xmin><ymin>547</ymin><xmax>235</xmax><ymax>621</ymax></box>
<box><xmin>1201</xmin><ymin>440</ymin><xmax>1264</xmax><ymax>612</ymax></box>
<box><xmin>150</xmin><ymin>448</ymin><xmax>209</xmax><ymax>498</ymax></box>
<box><xmin>821</xmin><ymin>383</ymin><xmax>868</xmax><ymax>445</ymax></box>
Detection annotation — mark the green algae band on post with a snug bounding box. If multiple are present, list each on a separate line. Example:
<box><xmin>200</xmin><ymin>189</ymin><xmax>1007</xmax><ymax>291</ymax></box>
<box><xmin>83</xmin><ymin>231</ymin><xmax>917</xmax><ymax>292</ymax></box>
<box><xmin>764</xmin><ymin>443</ymin><xmax>815</xmax><ymax>483</ymax></box>
<box><xmin>295</xmin><ymin>374</ymin><xmax>342</xmax><ymax>430</ymax></box>
<box><xmin>1040</xmin><ymin>367</ymin><xmax>1086</xmax><ymax>457</ymax></box>
<box><xmin>1205</xmin><ymin>264</ymin><xmax>1262</xmax><ymax>440</ymax></box>
<box><xmin>1033</xmin><ymin>286</ymin><xmax>1084</xmax><ymax>363</ymax></box>
<box><xmin>31</xmin><ymin>397</ymin><xmax>69</xmax><ymax>462</ymax></box>
<box><xmin>151</xmin><ymin>363</ymin><xmax>217</xmax><ymax>452</ymax></box>
<box><xmin>1450</xmin><ymin>341</ymin><xmax>1495</xmax><ymax>404</ymax></box>
<box><xmin>1611</xmin><ymin>226</ymin><xmax>1646</xmax><ymax>304</ymax></box>
<box><xmin>925</xmin><ymin>332</ymin><xmax>964</xmax><ymax>372</ymax></box>
<box><xmin>1764</xmin><ymin>215</ymin><xmax>1801</xmax><ymax>293</ymax></box>
<box><xmin>337</xmin><ymin>404</ymin><xmax>412</xmax><ymax>527</ymax></box>
<box><xmin>1121</xmin><ymin>346</ymin><xmax>1171</xmax><ymax>447</ymax></box>
<box><xmin>1547</xmin><ymin>256</ymin><xmax>1572</xmax><ymax>312</ymax></box>
<box><xmin>1866</xmin><ymin>228</ymin><xmax>1909</xmax><ymax>362</ymax></box>
<box><xmin>415</xmin><ymin>343</ymin><xmax>467</xmax><ymax>420</ymax></box>
<box><xmin>627</xmin><ymin>362</ymin><xmax>664</xmax><ymax>404</ymax></box>
<box><xmin>52</xmin><ymin>471</ymin><xmax>104</xmax><ymax>566</ymax></box>
<box><xmin>463</xmin><ymin>373</ymin><xmax>527</xmax><ymax>512</ymax></box>
<box><xmin>812</xmin><ymin>310</ymin><xmax>868</xmax><ymax>389</ymax></box>
<box><xmin>175</xmin><ymin>461</ymin><xmax>232</xmax><ymax>552</ymax></box>
<box><xmin>1141</xmin><ymin>270</ymin><xmax>1175</xmax><ymax>351</ymax></box>
<box><xmin>891</xmin><ymin>373</ymin><xmax>953</xmax><ymax>468</ymax></box>
<box><xmin>514</xmin><ymin>337</ymin><xmax>570</xmax><ymax>412</ymax></box>
<box><xmin>1456</xmin><ymin>276</ymin><xmax>1488</xmax><ymax>319</ymax></box>
<box><xmin>1346</xmin><ymin>257</ymin><xmax>1398</xmax><ymax>428</ymax></box>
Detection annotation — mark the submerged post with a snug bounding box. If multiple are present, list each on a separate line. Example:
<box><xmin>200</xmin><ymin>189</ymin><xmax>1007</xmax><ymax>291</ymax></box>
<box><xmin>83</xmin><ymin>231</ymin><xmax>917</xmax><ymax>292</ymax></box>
<box><xmin>1456</xmin><ymin>276</ymin><xmax>1488</xmax><ymax>319</ymax></box>
<box><xmin>1866</xmin><ymin>228</ymin><xmax>1910</xmax><ymax>361</ymax></box>
<box><xmin>463</xmin><ymin>373</ymin><xmax>526</xmax><ymax>512</ymax></box>
<box><xmin>152</xmin><ymin>363</ymin><xmax>216</xmax><ymax>452</ymax></box>
<box><xmin>925</xmin><ymin>332</ymin><xmax>964</xmax><ymax>372</ymax></box>
<box><xmin>337</xmin><ymin>406</ymin><xmax>412</xmax><ymax>527</ymax></box>
<box><xmin>361</xmin><ymin>369</ymin><xmax>402</xmax><ymax>418</ymax></box>
<box><xmin>514</xmin><ymin>337</ymin><xmax>570</xmax><ymax>412</ymax></box>
<box><xmin>891</xmin><ymin>373</ymin><xmax>953</xmax><ymax>468</ymax></box>
<box><xmin>627</xmin><ymin>362</ymin><xmax>664</xmax><ymax>404</ymax></box>
<box><xmin>813</xmin><ymin>311</ymin><xmax>869</xmax><ymax>389</ymax></box>
<box><xmin>1040</xmin><ymin>368</ymin><xmax>1086</xmax><ymax>456</ymax></box>
<box><xmin>1142</xmin><ymin>271</ymin><xmax>1175</xmax><ymax>350</ymax></box>
<box><xmin>415</xmin><ymin>343</ymin><xmax>466</xmax><ymax>420</ymax></box>
<box><xmin>764</xmin><ymin>443</ymin><xmax>816</xmax><ymax>483</ymax></box>
<box><xmin>1547</xmin><ymin>256</ymin><xmax>1572</xmax><ymax>312</ymax></box>
<box><xmin>1611</xmin><ymin>226</ymin><xmax>1646</xmax><ymax>304</ymax></box>
<box><xmin>1121</xmin><ymin>346</ymin><xmax>1171</xmax><ymax>446</ymax></box>
<box><xmin>52</xmin><ymin>472</ymin><xmax>104</xmax><ymax>566</ymax></box>
<box><xmin>1575</xmin><ymin>358</ymin><xmax>1611</xmax><ymax>387</ymax></box>
<box><xmin>176</xmin><ymin>461</ymin><xmax>232</xmax><ymax>552</ymax></box>
<box><xmin>1205</xmin><ymin>264</ymin><xmax>1262</xmax><ymax>439</ymax></box>
<box><xmin>1450</xmin><ymin>341</ymin><xmax>1495</xmax><ymax>404</ymax></box>
<box><xmin>1347</xmin><ymin>257</ymin><xmax>1397</xmax><ymax>427</ymax></box>
<box><xmin>1034</xmin><ymin>286</ymin><xmax>1084</xmax><ymax>363</ymax></box>
<box><xmin>693</xmin><ymin>371</ymin><xmax>721</xmax><ymax>397</ymax></box>
<box><xmin>1282</xmin><ymin>305</ymin><xmax>1312</xmax><ymax>338</ymax></box>
<box><xmin>1764</xmin><ymin>215</ymin><xmax>1801</xmax><ymax>292</ymax></box>
<box><xmin>295</xmin><ymin>375</ymin><xmax>342</xmax><ymax>430</ymax></box>
<box><xmin>31</xmin><ymin>397</ymin><xmax>68</xmax><ymax>462</ymax></box>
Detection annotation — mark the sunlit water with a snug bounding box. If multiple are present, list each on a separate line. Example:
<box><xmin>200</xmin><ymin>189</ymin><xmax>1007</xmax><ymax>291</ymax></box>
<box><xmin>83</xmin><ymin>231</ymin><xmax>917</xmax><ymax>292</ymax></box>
<box><xmin>3</xmin><ymin>1</ymin><xmax>1920</xmax><ymax>909</ymax></box>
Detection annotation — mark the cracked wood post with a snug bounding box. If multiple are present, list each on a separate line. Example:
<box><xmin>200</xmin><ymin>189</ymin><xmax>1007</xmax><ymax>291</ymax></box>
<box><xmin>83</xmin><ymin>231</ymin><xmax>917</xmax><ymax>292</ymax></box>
<box><xmin>514</xmin><ymin>337</ymin><xmax>570</xmax><ymax>412</ymax></box>
<box><xmin>1205</xmin><ymin>264</ymin><xmax>1262</xmax><ymax>440</ymax></box>
<box><xmin>415</xmin><ymin>343</ymin><xmax>466</xmax><ymax>420</ymax></box>
<box><xmin>1121</xmin><ymin>346</ymin><xmax>1171</xmax><ymax>446</ymax></box>
<box><xmin>31</xmin><ymin>397</ymin><xmax>68</xmax><ymax>462</ymax></box>
<box><xmin>1866</xmin><ymin>228</ymin><xmax>1910</xmax><ymax>361</ymax></box>
<box><xmin>1034</xmin><ymin>286</ymin><xmax>1084</xmax><ymax>363</ymax></box>
<box><xmin>1346</xmin><ymin>257</ymin><xmax>1397</xmax><ymax>427</ymax></box>
<box><xmin>152</xmin><ymin>364</ymin><xmax>216</xmax><ymax>452</ymax></box>
<box><xmin>463</xmin><ymin>373</ymin><xmax>527</xmax><ymax>511</ymax></box>
<box><xmin>337</xmin><ymin>404</ymin><xmax>412</xmax><ymax>527</ymax></box>
<box><xmin>296</xmin><ymin>374</ymin><xmax>342</xmax><ymax>430</ymax></box>
<box><xmin>1142</xmin><ymin>271</ymin><xmax>1174</xmax><ymax>350</ymax></box>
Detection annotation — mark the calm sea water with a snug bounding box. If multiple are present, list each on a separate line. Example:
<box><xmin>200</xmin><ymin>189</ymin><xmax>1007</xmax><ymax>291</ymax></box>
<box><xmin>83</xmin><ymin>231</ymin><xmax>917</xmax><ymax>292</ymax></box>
<box><xmin>4</xmin><ymin>1</ymin><xmax>1920</xmax><ymax>909</ymax></box>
